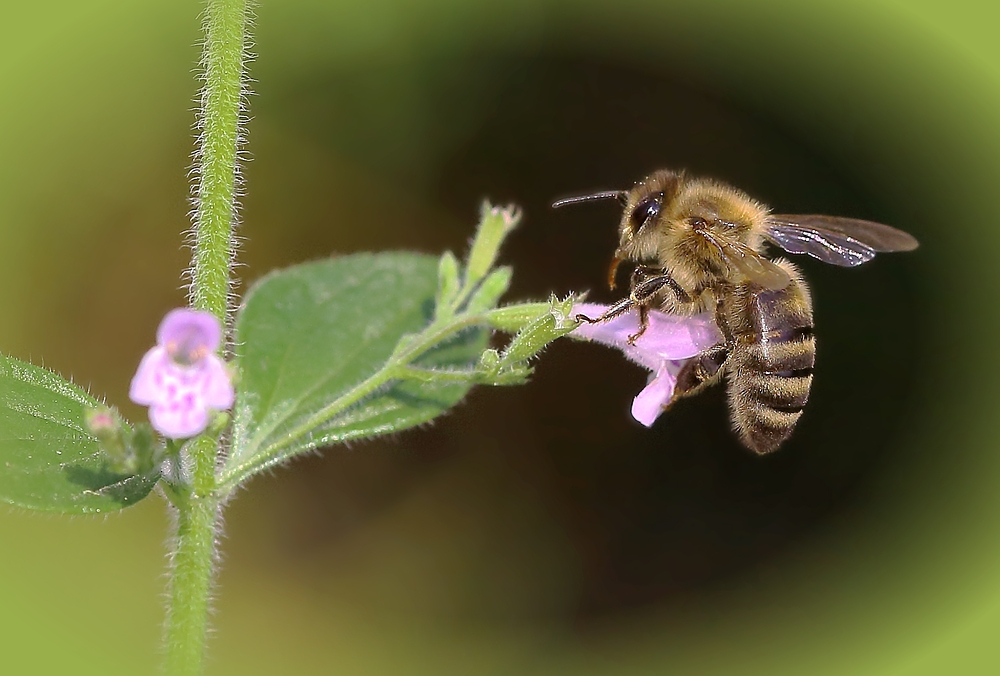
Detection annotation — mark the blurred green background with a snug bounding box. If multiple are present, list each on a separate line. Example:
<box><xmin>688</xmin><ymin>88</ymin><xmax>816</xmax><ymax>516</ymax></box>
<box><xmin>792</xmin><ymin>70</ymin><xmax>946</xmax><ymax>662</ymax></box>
<box><xmin>1</xmin><ymin>0</ymin><xmax>998</xmax><ymax>673</ymax></box>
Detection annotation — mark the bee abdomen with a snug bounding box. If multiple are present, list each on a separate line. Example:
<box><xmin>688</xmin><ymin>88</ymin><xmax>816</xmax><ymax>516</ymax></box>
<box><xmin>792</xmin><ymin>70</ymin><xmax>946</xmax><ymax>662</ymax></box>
<box><xmin>727</xmin><ymin>268</ymin><xmax>815</xmax><ymax>454</ymax></box>
<box><xmin>730</xmin><ymin>333</ymin><xmax>815</xmax><ymax>453</ymax></box>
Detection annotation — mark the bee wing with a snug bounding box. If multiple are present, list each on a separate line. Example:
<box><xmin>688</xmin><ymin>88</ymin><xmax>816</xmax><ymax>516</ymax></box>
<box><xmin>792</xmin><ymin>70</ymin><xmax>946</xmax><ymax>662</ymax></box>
<box><xmin>765</xmin><ymin>215</ymin><xmax>919</xmax><ymax>267</ymax></box>
<box><xmin>701</xmin><ymin>230</ymin><xmax>792</xmax><ymax>290</ymax></box>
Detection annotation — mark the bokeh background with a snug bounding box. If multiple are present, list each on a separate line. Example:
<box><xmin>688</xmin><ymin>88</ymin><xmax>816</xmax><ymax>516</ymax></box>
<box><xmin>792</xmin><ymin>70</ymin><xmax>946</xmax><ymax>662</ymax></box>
<box><xmin>0</xmin><ymin>0</ymin><xmax>997</xmax><ymax>673</ymax></box>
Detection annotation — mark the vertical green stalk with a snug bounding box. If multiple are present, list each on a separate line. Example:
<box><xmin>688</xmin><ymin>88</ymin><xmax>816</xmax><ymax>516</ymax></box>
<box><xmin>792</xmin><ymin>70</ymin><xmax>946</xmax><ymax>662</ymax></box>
<box><xmin>166</xmin><ymin>0</ymin><xmax>249</xmax><ymax>674</ymax></box>
<box><xmin>164</xmin><ymin>450</ymin><xmax>220</xmax><ymax>674</ymax></box>
<box><xmin>191</xmin><ymin>0</ymin><xmax>248</xmax><ymax>321</ymax></box>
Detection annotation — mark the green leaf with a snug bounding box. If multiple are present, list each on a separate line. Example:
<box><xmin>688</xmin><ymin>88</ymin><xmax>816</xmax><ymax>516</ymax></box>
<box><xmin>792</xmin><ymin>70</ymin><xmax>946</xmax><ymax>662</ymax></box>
<box><xmin>0</xmin><ymin>356</ymin><xmax>158</xmax><ymax>513</ymax></box>
<box><xmin>225</xmin><ymin>253</ymin><xmax>488</xmax><ymax>487</ymax></box>
<box><xmin>466</xmin><ymin>266</ymin><xmax>512</xmax><ymax>314</ymax></box>
<box><xmin>464</xmin><ymin>203</ymin><xmax>519</xmax><ymax>288</ymax></box>
<box><xmin>434</xmin><ymin>250</ymin><xmax>461</xmax><ymax>319</ymax></box>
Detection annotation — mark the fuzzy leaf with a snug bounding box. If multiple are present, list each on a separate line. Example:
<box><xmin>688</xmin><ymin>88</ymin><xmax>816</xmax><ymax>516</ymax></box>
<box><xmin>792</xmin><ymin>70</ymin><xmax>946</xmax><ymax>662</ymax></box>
<box><xmin>0</xmin><ymin>356</ymin><xmax>157</xmax><ymax>513</ymax></box>
<box><xmin>466</xmin><ymin>266</ymin><xmax>512</xmax><ymax>314</ymax></box>
<box><xmin>225</xmin><ymin>253</ymin><xmax>488</xmax><ymax>486</ymax></box>
<box><xmin>434</xmin><ymin>250</ymin><xmax>461</xmax><ymax>319</ymax></box>
<box><xmin>465</xmin><ymin>203</ymin><xmax>519</xmax><ymax>288</ymax></box>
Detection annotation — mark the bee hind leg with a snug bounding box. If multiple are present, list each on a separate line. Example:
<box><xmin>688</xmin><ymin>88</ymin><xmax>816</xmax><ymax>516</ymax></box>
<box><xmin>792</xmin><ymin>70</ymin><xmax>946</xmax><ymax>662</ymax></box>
<box><xmin>670</xmin><ymin>343</ymin><xmax>730</xmax><ymax>405</ymax></box>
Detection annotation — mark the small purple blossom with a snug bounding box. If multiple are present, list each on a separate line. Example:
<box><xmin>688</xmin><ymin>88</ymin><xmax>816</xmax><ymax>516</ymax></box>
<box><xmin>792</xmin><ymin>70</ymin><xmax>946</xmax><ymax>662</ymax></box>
<box><xmin>571</xmin><ymin>303</ymin><xmax>722</xmax><ymax>427</ymax></box>
<box><xmin>130</xmin><ymin>308</ymin><xmax>234</xmax><ymax>439</ymax></box>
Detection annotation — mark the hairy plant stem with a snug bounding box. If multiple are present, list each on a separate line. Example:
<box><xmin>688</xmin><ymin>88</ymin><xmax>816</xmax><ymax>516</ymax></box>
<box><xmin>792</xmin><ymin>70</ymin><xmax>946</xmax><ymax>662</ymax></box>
<box><xmin>191</xmin><ymin>0</ymin><xmax>247</xmax><ymax>322</ymax></box>
<box><xmin>164</xmin><ymin>439</ymin><xmax>221</xmax><ymax>675</ymax></box>
<box><xmin>166</xmin><ymin>0</ymin><xmax>249</xmax><ymax>673</ymax></box>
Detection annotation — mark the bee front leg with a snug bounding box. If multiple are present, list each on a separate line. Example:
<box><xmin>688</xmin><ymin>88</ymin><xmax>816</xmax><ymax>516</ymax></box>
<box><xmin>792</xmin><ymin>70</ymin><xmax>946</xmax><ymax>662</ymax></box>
<box><xmin>631</xmin><ymin>266</ymin><xmax>691</xmax><ymax>305</ymax></box>
<box><xmin>576</xmin><ymin>272</ymin><xmax>676</xmax><ymax>323</ymax></box>
<box><xmin>575</xmin><ymin>294</ymin><xmax>638</xmax><ymax>324</ymax></box>
<box><xmin>575</xmin><ymin>271</ymin><xmax>690</xmax><ymax>345</ymax></box>
<box><xmin>630</xmin><ymin>304</ymin><xmax>650</xmax><ymax>345</ymax></box>
<box><xmin>626</xmin><ymin>270</ymin><xmax>690</xmax><ymax>344</ymax></box>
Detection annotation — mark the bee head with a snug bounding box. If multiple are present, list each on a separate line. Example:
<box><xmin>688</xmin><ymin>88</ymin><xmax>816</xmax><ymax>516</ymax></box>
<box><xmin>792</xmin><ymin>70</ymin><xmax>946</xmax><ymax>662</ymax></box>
<box><xmin>613</xmin><ymin>173</ymin><xmax>770</xmax><ymax>287</ymax></box>
<box><xmin>615</xmin><ymin>169</ymin><xmax>684</xmax><ymax>263</ymax></box>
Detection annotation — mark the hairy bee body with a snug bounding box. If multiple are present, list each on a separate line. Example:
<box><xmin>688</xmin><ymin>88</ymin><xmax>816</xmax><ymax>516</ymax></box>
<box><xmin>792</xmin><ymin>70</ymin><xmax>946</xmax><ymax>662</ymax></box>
<box><xmin>725</xmin><ymin>260</ymin><xmax>814</xmax><ymax>454</ymax></box>
<box><xmin>670</xmin><ymin>259</ymin><xmax>814</xmax><ymax>454</ymax></box>
<box><xmin>555</xmin><ymin>169</ymin><xmax>918</xmax><ymax>454</ymax></box>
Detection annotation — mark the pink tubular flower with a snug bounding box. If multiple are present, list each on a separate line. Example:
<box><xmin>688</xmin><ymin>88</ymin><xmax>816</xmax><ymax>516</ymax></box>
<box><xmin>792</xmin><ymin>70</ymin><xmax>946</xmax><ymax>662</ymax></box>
<box><xmin>129</xmin><ymin>308</ymin><xmax>235</xmax><ymax>439</ymax></box>
<box><xmin>571</xmin><ymin>303</ymin><xmax>723</xmax><ymax>427</ymax></box>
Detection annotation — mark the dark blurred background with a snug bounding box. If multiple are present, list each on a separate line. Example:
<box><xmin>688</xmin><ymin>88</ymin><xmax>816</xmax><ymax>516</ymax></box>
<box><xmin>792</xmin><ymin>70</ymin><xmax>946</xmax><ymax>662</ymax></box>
<box><xmin>0</xmin><ymin>1</ymin><xmax>996</xmax><ymax>674</ymax></box>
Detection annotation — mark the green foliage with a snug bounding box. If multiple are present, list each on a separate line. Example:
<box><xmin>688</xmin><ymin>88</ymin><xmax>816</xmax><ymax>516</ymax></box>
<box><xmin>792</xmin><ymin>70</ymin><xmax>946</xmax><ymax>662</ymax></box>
<box><xmin>434</xmin><ymin>250</ymin><xmax>461</xmax><ymax>320</ymax></box>
<box><xmin>467</xmin><ymin>266</ymin><xmax>513</xmax><ymax>314</ymax></box>
<box><xmin>464</xmin><ymin>204</ymin><xmax>519</xmax><ymax>288</ymax></box>
<box><xmin>0</xmin><ymin>356</ymin><xmax>157</xmax><ymax>513</ymax></box>
<box><xmin>222</xmin><ymin>203</ymin><xmax>577</xmax><ymax>491</ymax></box>
<box><xmin>488</xmin><ymin>295</ymin><xmax>577</xmax><ymax>373</ymax></box>
<box><xmin>224</xmin><ymin>252</ymin><xmax>488</xmax><ymax>487</ymax></box>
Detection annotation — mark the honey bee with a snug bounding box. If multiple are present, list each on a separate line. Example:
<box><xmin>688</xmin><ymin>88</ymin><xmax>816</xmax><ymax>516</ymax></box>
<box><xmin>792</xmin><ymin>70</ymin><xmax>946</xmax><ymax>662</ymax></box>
<box><xmin>554</xmin><ymin>169</ymin><xmax>919</xmax><ymax>454</ymax></box>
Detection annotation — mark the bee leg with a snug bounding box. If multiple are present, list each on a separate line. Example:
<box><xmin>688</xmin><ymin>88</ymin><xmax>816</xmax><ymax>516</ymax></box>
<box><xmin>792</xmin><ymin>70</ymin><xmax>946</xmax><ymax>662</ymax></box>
<box><xmin>626</xmin><ymin>304</ymin><xmax>650</xmax><ymax>346</ymax></box>
<box><xmin>575</xmin><ymin>273</ymin><xmax>671</xmax><ymax>323</ymax></box>
<box><xmin>631</xmin><ymin>266</ymin><xmax>691</xmax><ymax>304</ymax></box>
<box><xmin>671</xmin><ymin>294</ymin><xmax>734</xmax><ymax>403</ymax></box>
<box><xmin>670</xmin><ymin>343</ymin><xmax>730</xmax><ymax>404</ymax></box>
<box><xmin>626</xmin><ymin>270</ymin><xmax>689</xmax><ymax>344</ymax></box>
<box><xmin>624</xmin><ymin>267</ymin><xmax>656</xmax><ymax>344</ymax></box>
<box><xmin>701</xmin><ymin>292</ymin><xmax>730</xmax><ymax>339</ymax></box>
<box><xmin>574</xmin><ymin>294</ymin><xmax>637</xmax><ymax>324</ymax></box>
<box><xmin>575</xmin><ymin>272</ymin><xmax>688</xmax><ymax>342</ymax></box>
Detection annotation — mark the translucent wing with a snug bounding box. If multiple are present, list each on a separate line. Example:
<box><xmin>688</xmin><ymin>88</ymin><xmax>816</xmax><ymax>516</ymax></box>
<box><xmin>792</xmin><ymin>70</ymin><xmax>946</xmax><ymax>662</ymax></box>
<box><xmin>765</xmin><ymin>214</ymin><xmax>919</xmax><ymax>267</ymax></box>
<box><xmin>700</xmin><ymin>230</ymin><xmax>792</xmax><ymax>290</ymax></box>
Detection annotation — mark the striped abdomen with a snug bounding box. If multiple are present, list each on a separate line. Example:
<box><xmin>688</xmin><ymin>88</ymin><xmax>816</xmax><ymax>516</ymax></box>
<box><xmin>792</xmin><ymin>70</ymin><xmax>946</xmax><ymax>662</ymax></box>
<box><xmin>725</xmin><ymin>261</ymin><xmax>815</xmax><ymax>454</ymax></box>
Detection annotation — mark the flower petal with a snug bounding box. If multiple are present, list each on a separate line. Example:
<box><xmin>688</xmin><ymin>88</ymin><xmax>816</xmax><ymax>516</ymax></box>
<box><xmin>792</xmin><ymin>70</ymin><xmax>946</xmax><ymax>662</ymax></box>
<box><xmin>129</xmin><ymin>346</ymin><xmax>172</xmax><ymax>406</ymax></box>
<box><xmin>149</xmin><ymin>401</ymin><xmax>211</xmax><ymax>440</ymax></box>
<box><xmin>201</xmin><ymin>354</ymin><xmax>235</xmax><ymax>409</ymax></box>
<box><xmin>131</xmin><ymin>308</ymin><xmax>235</xmax><ymax>439</ymax></box>
<box><xmin>157</xmin><ymin>308</ymin><xmax>223</xmax><ymax>359</ymax></box>
<box><xmin>631</xmin><ymin>362</ymin><xmax>682</xmax><ymax>427</ymax></box>
<box><xmin>571</xmin><ymin>303</ymin><xmax>722</xmax><ymax>371</ymax></box>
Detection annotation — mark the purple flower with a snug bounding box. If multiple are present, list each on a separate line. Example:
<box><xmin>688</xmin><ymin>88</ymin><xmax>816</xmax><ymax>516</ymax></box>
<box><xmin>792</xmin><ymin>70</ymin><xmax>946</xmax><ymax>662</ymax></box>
<box><xmin>129</xmin><ymin>308</ymin><xmax>234</xmax><ymax>439</ymax></box>
<box><xmin>571</xmin><ymin>303</ymin><xmax>722</xmax><ymax>427</ymax></box>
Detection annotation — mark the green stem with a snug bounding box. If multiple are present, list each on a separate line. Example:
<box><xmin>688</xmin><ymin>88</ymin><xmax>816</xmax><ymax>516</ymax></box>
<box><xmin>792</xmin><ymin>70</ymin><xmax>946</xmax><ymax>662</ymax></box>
<box><xmin>393</xmin><ymin>365</ymin><xmax>481</xmax><ymax>383</ymax></box>
<box><xmin>166</xmin><ymin>0</ymin><xmax>249</xmax><ymax>673</ymax></box>
<box><xmin>164</xmin><ymin>479</ymin><xmax>220</xmax><ymax>675</ymax></box>
<box><xmin>190</xmin><ymin>0</ymin><xmax>249</xmax><ymax>321</ymax></box>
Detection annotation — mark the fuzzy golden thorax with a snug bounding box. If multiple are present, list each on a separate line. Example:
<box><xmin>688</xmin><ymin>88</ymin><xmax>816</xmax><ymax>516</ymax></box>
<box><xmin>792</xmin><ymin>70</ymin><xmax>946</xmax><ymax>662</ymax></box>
<box><xmin>614</xmin><ymin>172</ymin><xmax>771</xmax><ymax>292</ymax></box>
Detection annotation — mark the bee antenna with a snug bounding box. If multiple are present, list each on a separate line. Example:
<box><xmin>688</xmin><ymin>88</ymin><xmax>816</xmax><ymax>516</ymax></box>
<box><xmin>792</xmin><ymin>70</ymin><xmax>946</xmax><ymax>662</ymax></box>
<box><xmin>551</xmin><ymin>190</ymin><xmax>627</xmax><ymax>209</ymax></box>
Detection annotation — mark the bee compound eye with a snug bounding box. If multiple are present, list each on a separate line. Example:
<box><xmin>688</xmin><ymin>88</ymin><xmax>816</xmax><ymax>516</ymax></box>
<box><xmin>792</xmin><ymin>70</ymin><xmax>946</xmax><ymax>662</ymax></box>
<box><xmin>630</xmin><ymin>196</ymin><xmax>661</xmax><ymax>230</ymax></box>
